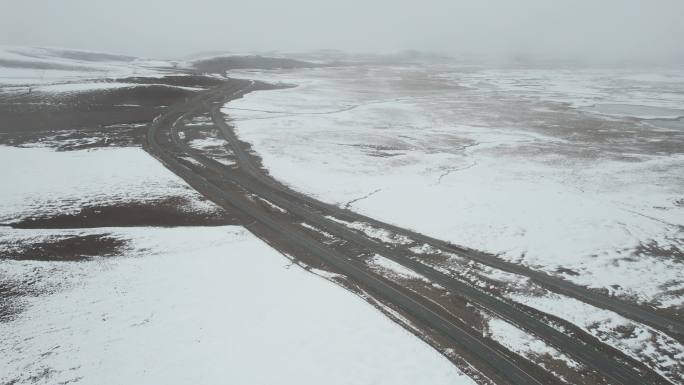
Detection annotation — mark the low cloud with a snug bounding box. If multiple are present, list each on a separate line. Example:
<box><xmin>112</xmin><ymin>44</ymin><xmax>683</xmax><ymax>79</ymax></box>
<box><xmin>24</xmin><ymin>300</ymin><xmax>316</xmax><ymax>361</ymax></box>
<box><xmin>2</xmin><ymin>0</ymin><xmax>683</xmax><ymax>64</ymax></box>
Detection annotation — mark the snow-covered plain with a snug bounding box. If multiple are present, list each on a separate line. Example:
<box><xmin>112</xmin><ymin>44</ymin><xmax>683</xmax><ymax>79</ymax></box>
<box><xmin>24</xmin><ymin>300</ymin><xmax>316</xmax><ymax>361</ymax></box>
<box><xmin>0</xmin><ymin>146</ymin><xmax>217</xmax><ymax>222</ymax></box>
<box><xmin>224</xmin><ymin>65</ymin><xmax>684</xmax><ymax>307</ymax></box>
<box><xmin>3</xmin><ymin>48</ymin><xmax>683</xmax><ymax>384</ymax></box>
<box><xmin>0</xmin><ymin>46</ymin><xmax>185</xmax><ymax>87</ymax></box>
<box><xmin>1</xmin><ymin>226</ymin><xmax>471</xmax><ymax>385</ymax></box>
<box><xmin>0</xmin><ymin>145</ymin><xmax>473</xmax><ymax>385</ymax></box>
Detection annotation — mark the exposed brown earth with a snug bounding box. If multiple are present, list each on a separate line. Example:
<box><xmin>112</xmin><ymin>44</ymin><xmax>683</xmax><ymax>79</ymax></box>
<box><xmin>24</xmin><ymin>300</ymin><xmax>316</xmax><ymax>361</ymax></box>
<box><xmin>2</xmin><ymin>233</ymin><xmax>127</xmax><ymax>262</ymax></box>
<box><xmin>8</xmin><ymin>197</ymin><xmax>239</xmax><ymax>229</ymax></box>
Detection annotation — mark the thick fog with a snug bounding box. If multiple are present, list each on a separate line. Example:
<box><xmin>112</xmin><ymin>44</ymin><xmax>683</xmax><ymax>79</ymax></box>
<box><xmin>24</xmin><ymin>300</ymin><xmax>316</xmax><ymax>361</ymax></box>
<box><xmin>2</xmin><ymin>0</ymin><xmax>683</xmax><ymax>64</ymax></box>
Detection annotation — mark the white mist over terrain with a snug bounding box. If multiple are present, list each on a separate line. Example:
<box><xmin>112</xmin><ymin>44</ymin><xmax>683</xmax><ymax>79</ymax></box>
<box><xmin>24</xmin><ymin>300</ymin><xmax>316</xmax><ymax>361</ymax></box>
<box><xmin>1</xmin><ymin>6</ymin><xmax>683</xmax><ymax>382</ymax></box>
<box><xmin>1</xmin><ymin>1</ymin><xmax>683</xmax><ymax>65</ymax></box>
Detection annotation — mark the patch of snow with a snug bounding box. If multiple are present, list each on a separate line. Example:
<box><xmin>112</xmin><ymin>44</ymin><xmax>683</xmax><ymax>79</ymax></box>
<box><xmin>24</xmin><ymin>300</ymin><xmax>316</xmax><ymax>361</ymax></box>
<box><xmin>309</xmin><ymin>267</ymin><xmax>345</xmax><ymax>279</ymax></box>
<box><xmin>300</xmin><ymin>222</ymin><xmax>336</xmax><ymax>239</ymax></box>
<box><xmin>409</xmin><ymin>243</ymin><xmax>442</xmax><ymax>255</ymax></box>
<box><xmin>186</xmin><ymin>137</ymin><xmax>236</xmax><ymax>166</ymax></box>
<box><xmin>487</xmin><ymin>317</ymin><xmax>582</xmax><ymax>378</ymax></box>
<box><xmin>187</xmin><ymin>136</ymin><xmax>228</xmax><ymax>151</ymax></box>
<box><xmin>368</xmin><ymin>254</ymin><xmax>429</xmax><ymax>282</ymax></box>
<box><xmin>257</xmin><ymin>197</ymin><xmax>287</xmax><ymax>213</ymax></box>
<box><xmin>179</xmin><ymin>155</ymin><xmax>205</xmax><ymax>168</ymax></box>
<box><xmin>327</xmin><ymin>217</ymin><xmax>413</xmax><ymax>245</ymax></box>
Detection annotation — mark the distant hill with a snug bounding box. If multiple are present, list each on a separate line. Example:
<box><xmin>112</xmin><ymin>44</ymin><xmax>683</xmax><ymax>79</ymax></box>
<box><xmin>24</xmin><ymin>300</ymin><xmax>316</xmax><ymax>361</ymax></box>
<box><xmin>192</xmin><ymin>55</ymin><xmax>321</xmax><ymax>73</ymax></box>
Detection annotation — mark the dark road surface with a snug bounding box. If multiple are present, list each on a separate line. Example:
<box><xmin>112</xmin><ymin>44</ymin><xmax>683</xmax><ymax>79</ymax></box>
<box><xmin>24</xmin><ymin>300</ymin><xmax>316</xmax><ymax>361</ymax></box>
<box><xmin>144</xmin><ymin>79</ymin><xmax>677</xmax><ymax>385</ymax></box>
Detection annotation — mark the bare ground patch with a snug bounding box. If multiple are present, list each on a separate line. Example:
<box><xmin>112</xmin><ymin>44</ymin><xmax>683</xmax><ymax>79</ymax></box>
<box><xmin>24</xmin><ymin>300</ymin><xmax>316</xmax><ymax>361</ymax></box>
<box><xmin>7</xmin><ymin>197</ymin><xmax>240</xmax><ymax>229</ymax></box>
<box><xmin>0</xmin><ymin>233</ymin><xmax>128</xmax><ymax>321</ymax></box>
<box><xmin>1</xmin><ymin>233</ymin><xmax>127</xmax><ymax>262</ymax></box>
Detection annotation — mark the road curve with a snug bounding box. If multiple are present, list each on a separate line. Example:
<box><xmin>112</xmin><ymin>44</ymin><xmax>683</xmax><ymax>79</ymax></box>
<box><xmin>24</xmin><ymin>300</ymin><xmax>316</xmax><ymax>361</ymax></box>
<box><xmin>145</xmin><ymin>79</ymin><xmax>675</xmax><ymax>385</ymax></box>
<box><xmin>209</xmin><ymin>100</ymin><xmax>684</xmax><ymax>341</ymax></box>
<box><xmin>145</xmin><ymin>81</ymin><xmax>549</xmax><ymax>385</ymax></box>
<box><xmin>205</xmin><ymin>85</ymin><xmax>671</xmax><ymax>385</ymax></box>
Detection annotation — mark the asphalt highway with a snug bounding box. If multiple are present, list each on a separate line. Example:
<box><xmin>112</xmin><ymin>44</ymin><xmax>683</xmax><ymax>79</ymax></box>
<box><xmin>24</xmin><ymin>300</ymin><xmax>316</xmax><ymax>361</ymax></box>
<box><xmin>145</xmin><ymin>79</ymin><xmax>674</xmax><ymax>385</ymax></box>
<box><xmin>210</xmin><ymin>94</ymin><xmax>684</xmax><ymax>342</ymax></box>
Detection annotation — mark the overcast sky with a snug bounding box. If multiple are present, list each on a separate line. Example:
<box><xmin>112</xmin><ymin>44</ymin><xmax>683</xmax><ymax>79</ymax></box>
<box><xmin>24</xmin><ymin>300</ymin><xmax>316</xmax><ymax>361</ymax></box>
<box><xmin>2</xmin><ymin>0</ymin><xmax>683</xmax><ymax>64</ymax></box>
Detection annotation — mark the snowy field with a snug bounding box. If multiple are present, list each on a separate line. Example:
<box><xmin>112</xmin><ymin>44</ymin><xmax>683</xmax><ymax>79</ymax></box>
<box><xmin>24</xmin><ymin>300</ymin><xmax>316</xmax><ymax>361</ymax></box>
<box><xmin>0</xmin><ymin>145</ymin><xmax>471</xmax><ymax>385</ymax></box>
<box><xmin>0</xmin><ymin>46</ymin><xmax>184</xmax><ymax>87</ymax></box>
<box><xmin>225</xmin><ymin>65</ymin><xmax>684</xmax><ymax>307</ymax></box>
<box><xmin>1</xmin><ymin>226</ymin><xmax>471</xmax><ymax>385</ymax></box>
<box><xmin>3</xmin><ymin>47</ymin><xmax>683</xmax><ymax>384</ymax></box>
<box><xmin>0</xmin><ymin>146</ymin><xmax>218</xmax><ymax>222</ymax></box>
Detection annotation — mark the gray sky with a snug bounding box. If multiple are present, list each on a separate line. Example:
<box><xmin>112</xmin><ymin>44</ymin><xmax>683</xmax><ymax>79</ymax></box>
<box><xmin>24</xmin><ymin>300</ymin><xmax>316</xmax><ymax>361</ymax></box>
<box><xmin>2</xmin><ymin>0</ymin><xmax>683</xmax><ymax>64</ymax></box>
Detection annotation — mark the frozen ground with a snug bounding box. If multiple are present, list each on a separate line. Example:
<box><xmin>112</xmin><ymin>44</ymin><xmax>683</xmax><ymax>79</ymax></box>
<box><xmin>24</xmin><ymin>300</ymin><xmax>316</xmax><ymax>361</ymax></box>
<box><xmin>224</xmin><ymin>65</ymin><xmax>684</xmax><ymax>307</ymax></box>
<box><xmin>0</xmin><ymin>144</ymin><xmax>472</xmax><ymax>385</ymax></box>
<box><xmin>0</xmin><ymin>146</ymin><xmax>217</xmax><ymax>222</ymax></box>
<box><xmin>0</xmin><ymin>226</ymin><xmax>470</xmax><ymax>385</ymax></box>
<box><xmin>3</xmin><ymin>49</ymin><xmax>683</xmax><ymax>384</ymax></box>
